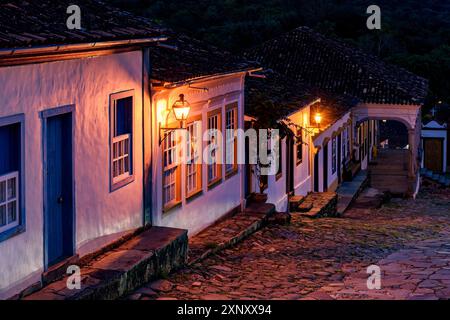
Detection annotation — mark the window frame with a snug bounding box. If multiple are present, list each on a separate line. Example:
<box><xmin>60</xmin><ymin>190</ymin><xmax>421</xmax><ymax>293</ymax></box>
<box><xmin>162</xmin><ymin>128</ymin><xmax>182</xmax><ymax>212</ymax></box>
<box><xmin>0</xmin><ymin>114</ymin><xmax>25</xmax><ymax>242</ymax></box>
<box><xmin>185</xmin><ymin>115</ymin><xmax>203</xmax><ymax>199</ymax></box>
<box><xmin>296</xmin><ymin>128</ymin><xmax>303</xmax><ymax>166</ymax></box>
<box><xmin>332</xmin><ymin>136</ymin><xmax>337</xmax><ymax>174</ymax></box>
<box><xmin>225</xmin><ymin>103</ymin><xmax>238</xmax><ymax>177</ymax></box>
<box><xmin>207</xmin><ymin>108</ymin><xmax>223</xmax><ymax>189</ymax></box>
<box><xmin>110</xmin><ymin>90</ymin><xmax>135</xmax><ymax>192</ymax></box>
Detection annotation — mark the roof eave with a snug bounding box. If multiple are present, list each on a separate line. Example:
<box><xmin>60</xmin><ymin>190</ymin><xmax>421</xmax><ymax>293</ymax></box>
<box><xmin>0</xmin><ymin>36</ymin><xmax>168</xmax><ymax>57</ymax></box>
<box><xmin>155</xmin><ymin>67</ymin><xmax>263</xmax><ymax>89</ymax></box>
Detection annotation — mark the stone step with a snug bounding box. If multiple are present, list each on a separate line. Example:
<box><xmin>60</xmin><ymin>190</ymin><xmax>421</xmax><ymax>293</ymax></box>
<box><xmin>22</xmin><ymin>227</ymin><xmax>188</xmax><ymax>300</ymax></box>
<box><xmin>292</xmin><ymin>192</ymin><xmax>338</xmax><ymax>218</ymax></box>
<box><xmin>245</xmin><ymin>202</ymin><xmax>276</xmax><ymax>216</ymax></box>
<box><xmin>288</xmin><ymin>195</ymin><xmax>305</xmax><ymax>212</ymax></box>
<box><xmin>297</xmin><ymin>201</ymin><xmax>313</xmax><ymax>212</ymax></box>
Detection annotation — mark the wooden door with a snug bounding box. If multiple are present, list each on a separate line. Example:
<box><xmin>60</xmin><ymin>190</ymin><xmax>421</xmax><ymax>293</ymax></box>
<box><xmin>424</xmin><ymin>138</ymin><xmax>443</xmax><ymax>172</ymax></box>
<box><xmin>45</xmin><ymin>112</ymin><xmax>74</xmax><ymax>267</ymax></box>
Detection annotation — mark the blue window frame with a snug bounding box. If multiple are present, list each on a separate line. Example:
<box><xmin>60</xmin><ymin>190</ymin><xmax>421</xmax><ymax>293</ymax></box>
<box><xmin>0</xmin><ymin>114</ymin><xmax>25</xmax><ymax>242</ymax></box>
<box><xmin>110</xmin><ymin>90</ymin><xmax>135</xmax><ymax>192</ymax></box>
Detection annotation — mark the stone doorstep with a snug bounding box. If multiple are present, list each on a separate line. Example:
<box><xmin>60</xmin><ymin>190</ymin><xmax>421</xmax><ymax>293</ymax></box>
<box><xmin>23</xmin><ymin>227</ymin><xmax>188</xmax><ymax>300</ymax></box>
<box><xmin>188</xmin><ymin>206</ymin><xmax>275</xmax><ymax>266</ymax></box>
<box><xmin>289</xmin><ymin>195</ymin><xmax>305</xmax><ymax>212</ymax></box>
<box><xmin>292</xmin><ymin>192</ymin><xmax>338</xmax><ymax>218</ymax></box>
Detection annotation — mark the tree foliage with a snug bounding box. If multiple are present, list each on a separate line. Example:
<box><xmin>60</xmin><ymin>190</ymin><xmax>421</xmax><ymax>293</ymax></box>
<box><xmin>110</xmin><ymin>0</ymin><xmax>450</xmax><ymax>106</ymax></box>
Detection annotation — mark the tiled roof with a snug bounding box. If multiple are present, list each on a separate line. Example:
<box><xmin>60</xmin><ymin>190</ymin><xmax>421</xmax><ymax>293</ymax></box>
<box><xmin>0</xmin><ymin>0</ymin><xmax>165</xmax><ymax>49</ymax></box>
<box><xmin>245</xmin><ymin>69</ymin><xmax>357</xmax><ymax>128</ymax></box>
<box><xmin>0</xmin><ymin>1</ymin><xmax>258</xmax><ymax>83</ymax></box>
<box><xmin>150</xmin><ymin>31</ymin><xmax>260</xmax><ymax>83</ymax></box>
<box><xmin>244</xmin><ymin>27</ymin><xmax>429</xmax><ymax>105</ymax></box>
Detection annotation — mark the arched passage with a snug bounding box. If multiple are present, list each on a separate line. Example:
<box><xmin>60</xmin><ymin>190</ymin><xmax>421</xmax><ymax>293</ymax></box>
<box><xmin>352</xmin><ymin>103</ymin><xmax>422</xmax><ymax>197</ymax></box>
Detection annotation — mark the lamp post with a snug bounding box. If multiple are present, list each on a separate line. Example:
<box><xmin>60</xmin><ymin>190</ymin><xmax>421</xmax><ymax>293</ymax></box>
<box><xmin>159</xmin><ymin>94</ymin><xmax>191</xmax><ymax>145</ymax></box>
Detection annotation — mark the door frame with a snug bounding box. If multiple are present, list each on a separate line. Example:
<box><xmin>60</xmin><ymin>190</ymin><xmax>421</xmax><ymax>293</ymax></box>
<box><xmin>313</xmin><ymin>151</ymin><xmax>319</xmax><ymax>192</ymax></box>
<box><xmin>286</xmin><ymin>134</ymin><xmax>295</xmax><ymax>195</ymax></box>
<box><xmin>41</xmin><ymin>104</ymin><xmax>76</xmax><ymax>270</ymax></box>
<box><xmin>323</xmin><ymin>143</ymin><xmax>328</xmax><ymax>192</ymax></box>
<box><xmin>423</xmin><ymin>137</ymin><xmax>444</xmax><ymax>172</ymax></box>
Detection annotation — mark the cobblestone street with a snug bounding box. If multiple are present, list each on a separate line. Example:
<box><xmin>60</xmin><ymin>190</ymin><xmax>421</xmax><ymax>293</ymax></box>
<box><xmin>133</xmin><ymin>186</ymin><xmax>450</xmax><ymax>300</ymax></box>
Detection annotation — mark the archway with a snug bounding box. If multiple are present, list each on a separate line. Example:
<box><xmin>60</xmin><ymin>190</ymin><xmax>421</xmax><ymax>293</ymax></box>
<box><xmin>352</xmin><ymin>103</ymin><xmax>422</xmax><ymax>197</ymax></box>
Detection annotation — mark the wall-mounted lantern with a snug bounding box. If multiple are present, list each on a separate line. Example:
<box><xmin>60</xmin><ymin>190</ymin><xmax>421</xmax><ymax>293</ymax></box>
<box><xmin>314</xmin><ymin>112</ymin><xmax>322</xmax><ymax>128</ymax></box>
<box><xmin>159</xmin><ymin>94</ymin><xmax>191</xmax><ymax>145</ymax></box>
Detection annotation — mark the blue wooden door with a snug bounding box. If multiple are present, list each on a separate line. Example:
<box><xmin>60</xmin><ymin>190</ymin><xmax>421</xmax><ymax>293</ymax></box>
<box><xmin>46</xmin><ymin>113</ymin><xmax>73</xmax><ymax>267</ymax></box>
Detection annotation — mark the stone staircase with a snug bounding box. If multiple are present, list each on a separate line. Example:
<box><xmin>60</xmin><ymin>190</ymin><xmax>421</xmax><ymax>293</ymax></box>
<box><xmin>369</xmin><ymin>149</ymin><xmax>410</xmax><ymax>197</ymax></box>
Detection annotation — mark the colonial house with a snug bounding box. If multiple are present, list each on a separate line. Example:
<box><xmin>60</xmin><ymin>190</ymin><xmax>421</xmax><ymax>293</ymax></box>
<box><xmin>148</xmin><ymin>32</ymin><xmax>259</xmax><ymax>235</ymax></box>
<box><xmin>0</xmin><ymin>0</ymin><xmax>169</xmax><ymax>298</ymax></box>
<box><xmin>0</xmin><ymin>1</ymin><xmax>260</xmax><ymax>298</ymax></box>
<box><xmin>244</xmin><ymin>70</ymin><xmax>355</xmax><ymax>211</ymax></box>
<box><xmin>244</xmin><ymin>27</ymin><xmax>428</xmax><ymax>202</ymax></box>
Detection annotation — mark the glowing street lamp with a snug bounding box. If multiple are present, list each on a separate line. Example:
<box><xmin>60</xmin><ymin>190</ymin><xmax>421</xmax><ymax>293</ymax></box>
<box><xmin>159</xmin><ymin>94</ymin><xmax>191</xmax><ymax>145</ymax></box>
<box><xmin>314</xmin><ymin>113</ymin><xmax>322</xmax><ymax>128</ymax></box>
<box><xmin>172</xmin><ymin>94</ymin><xmax>190</xmax><ymax>127</ymax></box>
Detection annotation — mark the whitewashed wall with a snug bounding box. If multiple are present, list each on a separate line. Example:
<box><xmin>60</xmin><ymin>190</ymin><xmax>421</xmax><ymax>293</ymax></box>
<box><xmin>290</xmin><ymin>107</ymin><xmax>312</xmax><ymax>196</ymax></box>
<box><xmin>266</xmin><ymin>137</ymin><xmax>288</xmax><ymax>212</ymax></box>
<box><xmin>0</xmin><ymin>51</ymin><xmax>144</xmax><ymax>298</ymax></box>
<box><xmin>313</xmin><ymin>111</ymin><xmax>352</xmax><ymax>192</ymax></box>
<box><xmin>151</xmin><ymin>74</ymin><xmax>246</xmax><ymax>236</ymax></box>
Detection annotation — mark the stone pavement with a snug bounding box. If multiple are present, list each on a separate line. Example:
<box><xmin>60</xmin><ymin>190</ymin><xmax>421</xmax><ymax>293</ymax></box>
<box><xmin>188</xmin><ymin>203</ymin><xmax>275</xmax><ymax>265</ymax></box>
<box><xmin>128</xmin><ymin>185</ymin><xmax>450</xmax><ymax>300</ymax></box>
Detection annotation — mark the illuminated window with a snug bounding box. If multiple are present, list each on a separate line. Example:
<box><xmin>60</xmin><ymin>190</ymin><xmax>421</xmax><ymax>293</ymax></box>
<box><xmin>163</xmin><ymin>131</ymin><xmax>181</xmax><ymax>208</ymax></box>
<box><xmin>186</xmin><ymin>120</ymin><xmax>202</xmax><ymax>197</ymax></box>
<box><xmin>225</xmin><ymin>104</ymin><xmax>238</xmax><ymax>175</ymax></box>
<box><xmin>207</xmin><ymin>111</ymin><xmax>222</xmax><ymax>186</ymax></box>
<box><xmin>296</xmin><ymin>128</ymin><xmax>303</xmax><ymax>165</ymax></box>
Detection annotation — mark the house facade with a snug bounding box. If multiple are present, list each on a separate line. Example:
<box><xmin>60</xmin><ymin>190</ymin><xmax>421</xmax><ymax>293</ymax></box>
<box><xmin>150</xmin><ymin>75</ymin><xmax>247</xmax><ymax>235</ymax></box>
<box><xmin>244</xmin><ymin>27</ymin><xmax>428</xmax><ymax>201</ymax></box>
<box><xmin>148</xmin><ymin>32</ymin><xmax>258</xmax><ymax>235</ymax></box>
<box><xmin>0</xmin><ymin>2</ymin><xmax>168</xmax><ymax>297</ymax></box>
<box><xmin>0</xmin><ymin>2</ymin><xmax>259</xmax><ymax>298</ymax></box>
